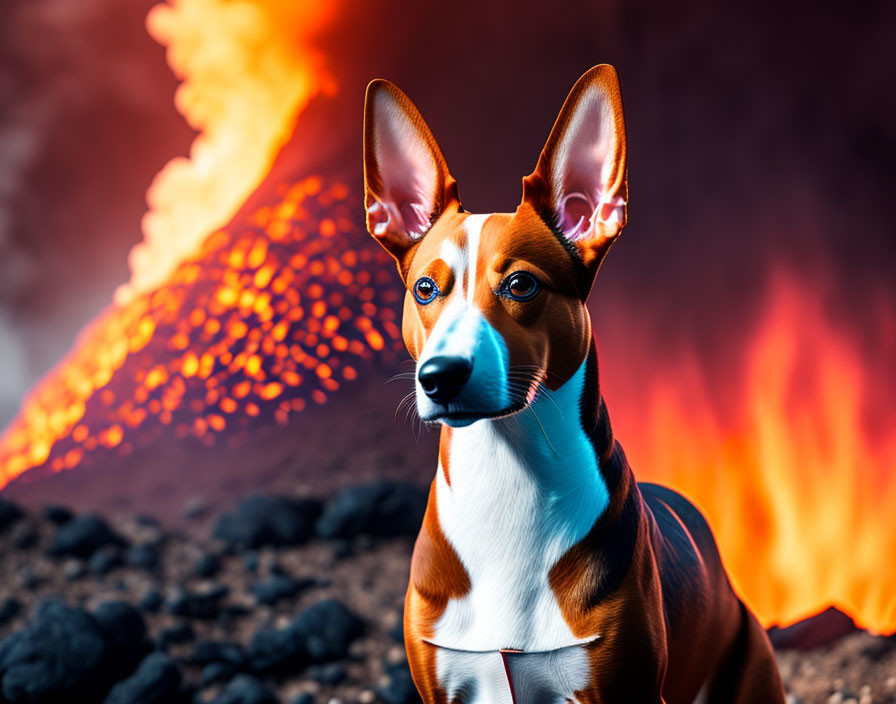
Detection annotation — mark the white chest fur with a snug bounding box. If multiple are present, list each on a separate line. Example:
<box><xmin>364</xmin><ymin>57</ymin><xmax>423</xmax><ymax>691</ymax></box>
<box><xmin>432</xmin><ymin>643</ymin><xmax>594</xmax><ymax>704</ymax></box>
<box><xmin>431</xmin><ymin>361</ymin><xmax>608</xmax><ymax>702</ymax></box>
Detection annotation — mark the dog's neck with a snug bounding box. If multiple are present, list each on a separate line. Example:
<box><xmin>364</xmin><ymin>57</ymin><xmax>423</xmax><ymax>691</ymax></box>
<box><xmin>437</xmin><ymin>338</ymin><xmax>614</xmax><ymax>503</ymax></box>
<box><xmin>432</xmin><ymin>341</ymin><xmax>618</xmax><ymax>651</ymax></box>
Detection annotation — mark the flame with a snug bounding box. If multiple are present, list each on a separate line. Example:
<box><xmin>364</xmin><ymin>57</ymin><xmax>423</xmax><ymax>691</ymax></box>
<box><xmin>604</xmin><ymin>274</ymin><xmax>896</xmax><ymax>632</ymax></box>
<box><xmin>0</xmin><ymin>0</ymin><xmax>893</xmax><ymax>640</ymax></box>
<box><xmin>116</xmin><ymin>0</ymin><xmax>336</xmax><ymax>304</ymax></box>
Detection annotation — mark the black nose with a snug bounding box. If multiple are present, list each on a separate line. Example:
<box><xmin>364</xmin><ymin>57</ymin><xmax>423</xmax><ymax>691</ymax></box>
<box><xmin>418</xmin><ymin>356</ymin><xmax>473</xmax><ymax>404</ymax></box>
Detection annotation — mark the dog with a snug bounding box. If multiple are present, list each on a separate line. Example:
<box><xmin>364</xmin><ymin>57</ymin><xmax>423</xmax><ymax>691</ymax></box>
<box><xmin>362</xmin><ymin>65</ymin><xmax>785</xmax><ymax>704</ymax></box>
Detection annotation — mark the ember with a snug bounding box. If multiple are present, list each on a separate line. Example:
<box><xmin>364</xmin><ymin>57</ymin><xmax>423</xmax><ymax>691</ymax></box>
<box><xmin>0</xmin><ymin>177</ymin><xmax>402</xmax><ymax>485</ymax></box>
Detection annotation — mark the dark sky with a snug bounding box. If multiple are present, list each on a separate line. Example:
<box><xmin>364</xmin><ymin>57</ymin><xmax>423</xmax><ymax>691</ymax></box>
<box><xmin>1</xmin><ymin>0</ymin><xmax>893</xmax><ymax>427</ymax></box>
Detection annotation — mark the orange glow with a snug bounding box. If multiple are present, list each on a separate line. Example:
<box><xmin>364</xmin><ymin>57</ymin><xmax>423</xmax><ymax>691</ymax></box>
<box><xmin>0</xmin><ymin>176</ymin><xmax>402</xmax><ymax>492</ymax></box>
<box><xmin>116</xmin><ymin>0</ymin><xmax>337</xmax><ymax>304</ymax></box>
<box><xmin>604</xmin><ymin>275</ymin><xmax>896</xmax><ymax>632</ymax></box>
<box><xmin>0</xmin><ymin>0</ymin><xmax>891</xmax><ymax>644</ymax></box>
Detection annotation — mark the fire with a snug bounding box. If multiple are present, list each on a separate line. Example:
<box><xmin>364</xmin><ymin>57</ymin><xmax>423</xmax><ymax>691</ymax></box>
<box><xmin>0</xmin><ymin>0</ymin><xmax>356</xmax><ymax>491</ymax></box>
<box><xmin>603</xmin><ymin>274</ymin><xmax>896</xmax><ymax>632</ymax></box>
<box><xmin>0</xmin><ymin>0</ymin><xmax>892</xmax><ymax>640</ymax></box>
<box><xmin>116</xmin><ymin>0</ymin><xmax>336</xmax><ymax>304</ymax></box>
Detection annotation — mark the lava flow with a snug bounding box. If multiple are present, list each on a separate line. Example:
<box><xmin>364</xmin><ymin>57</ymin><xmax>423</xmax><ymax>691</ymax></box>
<box><xmin>0</xmin><ymin>176</ymin><xmax>402</xmax><ymax>485</ymax></box>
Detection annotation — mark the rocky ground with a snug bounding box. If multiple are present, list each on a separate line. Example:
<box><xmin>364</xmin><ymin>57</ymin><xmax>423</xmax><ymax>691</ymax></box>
<box><xmin>1</xmin><ymin>488</ymin><xmax>895</xmax><ymax>704</ymax></box>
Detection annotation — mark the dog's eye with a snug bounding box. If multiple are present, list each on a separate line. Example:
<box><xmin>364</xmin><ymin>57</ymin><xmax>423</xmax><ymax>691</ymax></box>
<box><xmin>413</xmin><ymin>276</ymin><xmax>439</xmax><ymax>305</ymax></box>
<box><xmin>501</xmin><ymin>272</ymin><xmax>541</xmax><ymax>302</ymax></box>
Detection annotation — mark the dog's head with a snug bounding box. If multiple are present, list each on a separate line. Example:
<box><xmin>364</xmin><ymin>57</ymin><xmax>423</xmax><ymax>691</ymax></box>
<box><xmin>363</xmin><ymin>66</ymin><xmax>628</xmax><ymax>427</ymax></box>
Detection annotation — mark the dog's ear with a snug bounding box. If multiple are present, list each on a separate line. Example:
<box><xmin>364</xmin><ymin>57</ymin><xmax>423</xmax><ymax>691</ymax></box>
<box><xmin>363</xmin><ymin>79</ymin><xmax>460</xmax><ymax>277</ymax></box>
<box><xmin>522</xmin><ymin>65</ymin><xmax>628</xmax><ymax>289</ymax></box>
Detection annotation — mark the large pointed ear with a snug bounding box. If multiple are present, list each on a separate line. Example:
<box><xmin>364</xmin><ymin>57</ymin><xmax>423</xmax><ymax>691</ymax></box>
<box><xmin>522</xmin><ymin>65</ymin><xmax>628</xmax><ymax>288</ymax></box>
<box><xmin>363</xmin><ymin>79</ymin><xmax>460</xmax><ymax>276</ymax></box>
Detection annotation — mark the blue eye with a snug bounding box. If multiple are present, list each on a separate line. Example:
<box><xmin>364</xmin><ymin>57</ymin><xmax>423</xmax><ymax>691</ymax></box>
<box><xmin>500</xmin><ymin>271</ymin><xmax>541</xmax><ymax>302</ymax></box>
<box><xmin>413</xmin><ymin>276</ymin><xmax>439</xmax><ymax>305</ymax></box>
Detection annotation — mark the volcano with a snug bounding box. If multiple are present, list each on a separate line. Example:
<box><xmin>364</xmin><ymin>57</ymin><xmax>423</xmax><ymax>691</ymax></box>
<box><xmin>0</xmin><ymin>171</ymin><xmax>429</xmax><ymax>507</ymax></box>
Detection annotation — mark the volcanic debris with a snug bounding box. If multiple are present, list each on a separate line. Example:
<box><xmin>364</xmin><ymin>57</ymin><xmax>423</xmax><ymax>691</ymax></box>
<box><xmin>0</xmin><ymin>485</ymin><xmax>888</xmax><ymax>703</ymax></box>
<box><xmin>0</xmin><ymin>486</ymin><xmax>426</xmax><ymax>703</ymax></box>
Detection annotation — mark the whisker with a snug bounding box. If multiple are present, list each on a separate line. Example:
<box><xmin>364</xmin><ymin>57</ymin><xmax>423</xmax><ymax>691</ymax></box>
<box><xmin>527</xmin><ymin>404</ymin><xmax>559</xmax><ymax>456</ymax></box>
<box><xmin>383</xmin><ymin>372</ymin><xmax>417</xmax><ymax>388</ymax></box>
<box><xmin>533</xmin><ymin>384</ymin><xmax>562</xmax><ymax>414</ymax></box>
<box><xmin>394</xmin><ymin>390</ymin><xmax>418</xmax><ymax>426</ymax></box>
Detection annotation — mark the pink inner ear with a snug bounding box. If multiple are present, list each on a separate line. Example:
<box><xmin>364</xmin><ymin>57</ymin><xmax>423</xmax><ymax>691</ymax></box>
<box><xmin>551</xmin><ymin>87</ymin><xmax>620</xmax><ymax>240</ymax></box>
<box><xmin>557</xmin><ymin>192</ymin><xmax>595</xmax><ymax>240</ymax></box>
<box><xmin>370</xmin><ymin>92</ymin><xmax>439</xmax><ymax>240</ymax></box>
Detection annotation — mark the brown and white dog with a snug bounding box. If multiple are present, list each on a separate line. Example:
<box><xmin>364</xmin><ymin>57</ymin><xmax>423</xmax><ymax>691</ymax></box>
<box><xmin>362</xmin><ymin>65</ymin><xmax>785</xmax><ymax>704</ymax></box>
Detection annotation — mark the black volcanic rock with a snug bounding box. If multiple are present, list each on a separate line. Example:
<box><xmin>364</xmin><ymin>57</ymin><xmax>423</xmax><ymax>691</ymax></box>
<box><xmin>0</xmin><ymin>598</ymin><xmax>20</xmax><ymax>626</ymax></box>
<box><xmin>243</xmin><ymin>552</ymin><xmax>259</xmax><ymax>574</ymax></box>
<box><xmin>767</xmin><ymin>606</ymin><xmax>859</xmax><ymax>651</ymax></box>
<box><xmin>316</xmin><ymin>481</ymin><xmax>426</xmax><ymax>540</ymax></box>
<box><xmin>156</xmin><ymin>622</ymin><xmax>195</xmax><ymax>650</ymax></box>
<box><xmin>213</xmin><ymin>494</ymin><xmax>322</xmax><ymax>549</ymax></box>
<box><xmin>0</xmin><ymin>600</ymin><xmax>107</xmax><ymax>702</ymax></box>
<box><xmin>191</xmin><ymin>641</ymin><xmax>247</xmax><ymax>670</ymax></box>
<box><xmin>10</xmin><ymin>522</ymin><xmax>38</xmax><ymax>549</ymax></box>
<box><xmin>250</xmin><ymin>575</ymin><xmax>315</xmax><ymax>605</ymax></box>
<box><xmin>292</xmin><ymin>599</ymin><xmax>364</xmax><ymax>663</ymax></box>
<box><xmin>211</xmin><ymin>674</ymin><xmax>279</xmax><ymax>704</ymax></box>
<box><xmin>126</xmin><ymin>543</ymin><xmax>161</xmax><ymax>570</ymax></box>
<box><xmin>0</xmin><ymin>598</ymin><xmax>21</xmax><ymax>627</ymax></box>
<box><xmin>377</xmin><ymin>661</ymin><xmax>422</xmax><ymax>704</ymax></box>
<box><xmin>92</xmin><ymin>600</ymin><xmax>147</xmax><ymax>642</ymax></box>
<box><xmin>0</xmin><ymin>498</ymin><xmax>23</xmax><ymax>532</ymax></box>
<box><xmin>203</xmin><ymin>661</ymin><xmax>238</xmax><ymax>685</ymax></box>
<box><xmin>49</xmin><ymin>514</ymin><xmax>127</xmax><ymax>558</ymax></box>
<box><xmin>248</xmin><ymin>623</ymin><xmax>307</xmax><ymax>674</ymax></box>
<box><xmin>90</xmin><ymin>546</ymin><xmax>124</xmax><ymax>575</ymax></box>
<box><xmin>18</xmin><ymin>567</ymin><xmax>42</xmax><ymax>591</ymax></box>
<box><xmin>41</xmin><ymin>505</ymin><xmax>74</xmax><ymax>525</ymax></box>
<box><xmin>139</xmin><ymin>590</ymin><xmax>163</xmax><ymax>613</ymax></box>
<box><xmin>92</xmin><ymin>601</ymin><xmax>151</xmax><ymax>680</ymax></box>
<box><xmin>860</xmin><ymin>635</ymin><xmax>896</xmax><ymax>661</ymax></box>
<box><xmin>167</xmin><ymin>584</ymin><xmax>229</xmax><ymax>619</ymax></box>
<box><xmin>248</xmin><ymin>599</ymin><xmax>361</xmax><ymax>673</ymax></box>
<box><xmin>331</xmin><ymin>539</ymin><xmax>353</xmax><ymax>560</ymax></box>
<box><xmin>134</xmin><ymin>514</ymin><xmax>162</xmax><ymax>530</ymax></box>
<box><xmin>308</xmin><ymin>662</ymin><xmax>347</xmax><ymax>685</ymax></box>
<box><xmin>102</xmin><ymin>652</ymin><xmax>182</xmax><ymax>704</ymax></box>
<box><xmin>194</xmin><ymin>552</ymin><xmax>222</xmax><ymax>578</ymax></box>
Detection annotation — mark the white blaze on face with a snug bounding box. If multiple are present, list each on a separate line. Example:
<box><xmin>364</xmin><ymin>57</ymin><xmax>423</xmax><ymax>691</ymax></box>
<box><xmin>415</xmin><ymin>214</ymin><xmax>510</xmax><ymax>426</ymax></box>
<box><xmin>463</xmin><ymin>214</ymin><xmax>488</xmax><ymax>305</ymax></box>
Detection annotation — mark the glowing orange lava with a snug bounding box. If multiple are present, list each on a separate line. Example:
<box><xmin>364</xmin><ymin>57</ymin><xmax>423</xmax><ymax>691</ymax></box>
<box><xmin>604</xmin><ymin>275</ymin><xmax>896</xmax><ymax>632</ymax></box>
<box><xmin>0</xmin><ymin>177</ymin><xmax>402</xmax><ymax>487</ymax></box>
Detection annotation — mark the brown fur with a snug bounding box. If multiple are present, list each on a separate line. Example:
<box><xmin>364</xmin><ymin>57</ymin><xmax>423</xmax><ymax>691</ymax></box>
<box><xmin>405</xmin><ymin>483</ymin><xmax>471</xmax><ymax>703</ymax></box>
